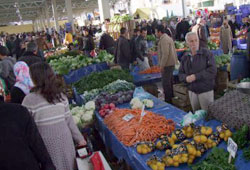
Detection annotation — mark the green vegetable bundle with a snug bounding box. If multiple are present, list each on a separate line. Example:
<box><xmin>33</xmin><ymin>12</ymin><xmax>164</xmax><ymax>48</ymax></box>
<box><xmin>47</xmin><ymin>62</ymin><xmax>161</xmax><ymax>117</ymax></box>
<box><xmin>191</xmin><ymin>147</ymin><xmax>236</xmax><ymax>170</ymax></box>
<box><xmin>208</xmin><ymin>41</ymin><xmax>218</xmax><ymax>50</ymax></box>
<box><xmin>111</xmin><ymin>14</ymin><xmax>132</xmax><ymax>24</ymax></box>
<box><xmin>175</xmin><ymin>41</ymin><xmax>185</xmax><ymax>49</ymax></box>
<box><xmin>241</xmin><ymin>78</ymin><xmax>250</xmax><ymax>83</ymax></box>
<box><xmin>233</xmin><ymin>50</ymin><xmax>247</xmax><ymax>55</ymax></box>
<box><xmin>74</xmin><ymin>69</ymin><xmax>133</xmax><ymax>94</ymax></box>
<box><xmin>214</xmin><ymin>54</ymin><xmax>231</xmax><ymax>68</ymax></box>
<box><xmin>232</xmin><ymin>125</ymin><xmax>248</xmax><ymax>149</ymax></box>
<box><xmin>147</xmin><ymin>35</ymin><xmax>157</xmax><ymax>42</ymax></box>
<box><xmin>49</xmin><ymin>50</ymin><xmax>114</xmax><ymax>75</ymax></box>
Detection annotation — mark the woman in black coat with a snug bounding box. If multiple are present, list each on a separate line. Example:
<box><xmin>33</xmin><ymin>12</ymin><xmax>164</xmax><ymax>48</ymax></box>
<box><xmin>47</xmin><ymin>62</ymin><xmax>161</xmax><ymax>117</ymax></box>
<box><xmin>82</xmin><ymin>28</ymin><xmax>95</xmax><ymax>57</ymax></box>
<box><xmin>0</xmin><ymin>95</ymin><xmax>56</xmax><ymax>170</ymax></box>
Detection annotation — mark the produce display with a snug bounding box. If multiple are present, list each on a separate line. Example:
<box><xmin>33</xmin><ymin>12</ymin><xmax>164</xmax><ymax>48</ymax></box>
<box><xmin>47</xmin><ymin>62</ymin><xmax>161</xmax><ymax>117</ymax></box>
<box><xmin>44</xmin><ymin>47</ymin><xmax>68</xmax><ymax>58</ymax></box>
<box><xmin>241</xmin><ymin>78</ymin><xmax>250</xmax><ymax>83</ymax></box>
<box><xmin>208</xmin><ymin>41</ymin><xmax>218</xmax><ymax>50</ymax></box>
<box><xmin>104</xmin><ymin>109</ymin><xmax>175</xmax><ymax>146</ymax></box>
<box><xmin>71</xmin><ymin>101</ymin><xmax>95</xmax><ymax>129</ymax></box>
<box><xmin>233</xmin><ymin>49</ymin><xmax>247</xmax><ymax>55</ymax></box>
<box><xmin>143</xmin><ymin>124</ymin><xmax>233</xmax><ymax>169</ymax></box>
<box><xmin>74</xmin><ymin>69</ymin><xmax>133</xmax><ymax>94</ymax></box>
<box><xmin>136</xmin><ymin>142</ymin><xmax>155</xmax><ymax>155</ymax></box>
<box><xmin>98</xmin><ymin>103</ymin><xmax>116</xmax><ymax>118</ymax></box>
<box><xmin>191</xmin><ymin>147</ymin><xmax>236</xmax><ymax>170</ymax></box>
<box><xmin>232</xmin><ymin>124</ymin><xmax>248</xmax><ymax>149</ymax></box>
<box><xmin>110</xmin><ymin>14</ymin><xmax>132</xmax><ymax>23</ymax></box>
<box><xmin>139</xmin><ymin>66</ymin><xmax>161</xmax><ymax>74</ymax></box>
<box><xmin>49</xmin><ymin>50</ymin><xmax>114</xmax><ymax>75</ymax></box>
<box><xmin>175</xmin><ymin>41</ymin><xmax>186</xmax><ymax>49</ymax></box>
<box><xmin>147</xmin><ymin>35</ymin><xmax>157</xmax><ymax>42</ymax></box>
<box><xmin>214</xmin><ymin>54</ymin><xmax>231</xmax><ymax>68</ymax></box>
<box><xmin>95</xmin><ymin>89</ymin><xmax>134</xmax><ymax>110</ymax></box>
<box><xmin>130</xmin><ymin>97</ymin><xmax>154</xmax><ymax>109</ymax></box>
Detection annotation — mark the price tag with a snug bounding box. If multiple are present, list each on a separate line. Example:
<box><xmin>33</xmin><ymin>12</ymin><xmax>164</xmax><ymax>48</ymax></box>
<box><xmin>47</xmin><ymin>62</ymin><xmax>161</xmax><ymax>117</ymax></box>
<box><xmin>122</xmin><ymin>114</ymin><xmax>135</xmax><ymax>122</ymax></box>
<box><xmin>139</xmin><ymin>105</ymin><xmax>146</xmax><ymax>123</ymax></box>
<box><xmin>77</xmin><ymin>148</ymin><xmax>88</xmax><ymax>157</ymax></box>
<box><xmin>227</xmin><ymin>137</ymin><xmax>237</xmax><ymax>163</ymax></box>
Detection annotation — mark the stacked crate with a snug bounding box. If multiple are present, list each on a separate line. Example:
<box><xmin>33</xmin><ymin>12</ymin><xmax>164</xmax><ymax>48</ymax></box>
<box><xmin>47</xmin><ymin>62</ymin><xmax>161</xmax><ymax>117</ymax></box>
<box><xmin>172</xmin><ymin>83</ymin><xmax>192</xmax><ymax>112</ymax></box>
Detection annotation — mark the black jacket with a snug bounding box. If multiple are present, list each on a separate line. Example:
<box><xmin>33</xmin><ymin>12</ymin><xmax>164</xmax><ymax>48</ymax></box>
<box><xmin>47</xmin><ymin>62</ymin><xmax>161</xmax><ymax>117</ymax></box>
<box><xmin>99</xmin><ymin>33</ymin><xmax>115</xmax><ymax>50</ymax></box>
<box><xmin>18</xmin><ymin>51</ymin><xmax>43</xmax><ymax>67</ymax></box>
<box><xmin>228</xmin><ymin>21</ymin><xmax>239</xmax><ymax>38</ymax></box>
<box><xmin>179</xmin><ymin>48</ymin><xmax>217</xmax><ymax>94</ymax></box>
<box><xmin>82</xmin><ymin>35</ymin><xmax>94</xmax><ymax>51</ymax></box>
<box><xmin>135</xmin><ymin>35</ymin><xmax>148</xmax><ymax>61</ymax></box>
<box><xmin>114</xmin><ymin>36</ymin><xmax>131</xmax><ymax>69</ymax></box>
<box><xmin>130</xmin><ymin>35</ymin><xmax>138</xmax><ymax>62</ymax></box>
<box><xmin>10</xmin><ymin>86</ymin><xmax>26</xmax><ymax>104</ymax></box>
<box><xmin>0</xmin><ymin>103</ymin><xmax>56</xmax><ymax>170</ymax></box>
<box><xmin>176</xmin><ymin>20</ymin><xmax>190</xmax><ymax>41</ymax></box>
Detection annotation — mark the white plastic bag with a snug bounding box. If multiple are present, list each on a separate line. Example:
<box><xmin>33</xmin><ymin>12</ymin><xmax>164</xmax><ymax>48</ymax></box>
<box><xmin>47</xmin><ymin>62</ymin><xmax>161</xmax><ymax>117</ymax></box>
<box><xmin>136</xmin><ymin>57</ymin><xmax>150</xmax><ymax>71</ymax></box>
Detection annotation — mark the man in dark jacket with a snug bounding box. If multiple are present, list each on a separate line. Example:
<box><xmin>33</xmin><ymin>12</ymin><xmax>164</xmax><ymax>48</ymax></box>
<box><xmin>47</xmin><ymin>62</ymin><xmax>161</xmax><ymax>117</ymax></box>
<box><xmin>18</xmin><ymin>42</ymin><xmax>43</xmax><ymax>67</ymax></box>
<box><xmin>99</xmin><ymin>25</ymin><xmax>115</xmax><ymax>54</ymax></box>
<box><xmin>179</xmin><ymin>32</ymin><xmax>217</xmax><ymax>111</ymax></box>
<box><xmin>0</xmin><ymin>46</ymin><xmax>16</xmax><ymax>90</ymax></box>
<box><xmin>176</xmin><ymin>18</ymin><xmax>190</xmax><ymax>41</ymax></box>
<box><xmin>130</xmin><ymin>29</ymin><xmax>140</xmax><ymax>63</ymax></box>
<box><xmin>114</xmin><ymin>27</ymin><xmax>131</xmax><ymax>69</ymax></box>
<box><xmin>82</xmin><ymin>28</ymin><xmax>95</xmax><ymax>57</ymax></box>
<box><xmin>135</xmin><ymin>27</ymin><xmax>150</xmax><ymax>70</ymax></box>
<box><xmin>228</xmin><ymin>18</ymin><xmax>239</xmax><ymax>39</ymax></box>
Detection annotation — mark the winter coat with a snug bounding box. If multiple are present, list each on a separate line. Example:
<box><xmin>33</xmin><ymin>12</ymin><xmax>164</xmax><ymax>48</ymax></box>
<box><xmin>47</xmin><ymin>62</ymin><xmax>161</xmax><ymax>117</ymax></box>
<box><xmin>220</xmin><ymin>25</ymin><xmax>233</xmax><ymax>54</ymax></box>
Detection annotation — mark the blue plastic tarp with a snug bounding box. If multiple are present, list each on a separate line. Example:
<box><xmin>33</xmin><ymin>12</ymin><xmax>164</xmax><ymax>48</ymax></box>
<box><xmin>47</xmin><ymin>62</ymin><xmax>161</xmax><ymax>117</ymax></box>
<box><xmin>95</xmin><ymin>91</ymin><xmax>250</xmax><ymax>170</ymax></box>
<box><xmin>63</xmin><ymin>62</ymin><xmax>109</xmax><ymax>84</ymax></box>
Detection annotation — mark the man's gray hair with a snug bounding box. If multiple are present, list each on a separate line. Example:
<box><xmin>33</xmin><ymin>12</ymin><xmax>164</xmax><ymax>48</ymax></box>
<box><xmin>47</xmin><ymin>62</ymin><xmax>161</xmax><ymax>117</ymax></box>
<box><xmin>26</xmin><ymin>41</ymin><xmax>38</xmax><ymax>52</ymax></box>
<box><xmin>185</xmin><ymin>32</ymin><xmax>198</xmax><ymax>42</ymax></box>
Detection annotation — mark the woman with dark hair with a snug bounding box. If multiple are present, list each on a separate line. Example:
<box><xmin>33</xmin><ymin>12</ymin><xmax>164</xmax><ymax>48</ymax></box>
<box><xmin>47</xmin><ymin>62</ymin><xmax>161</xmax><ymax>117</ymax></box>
<box><xmin>82</xmin><ymin>28</ymin><xmax>95</xmax><ymax>57</ymax></box>
<box><xmin>0</xmin><ymin>90</ymin><xmax>56</xmax><ymax>170</ymax></box>
<box><xmin>22</xmin><ymin>62</ymin><xmax>86</xmax><ymax>170</ymax></box>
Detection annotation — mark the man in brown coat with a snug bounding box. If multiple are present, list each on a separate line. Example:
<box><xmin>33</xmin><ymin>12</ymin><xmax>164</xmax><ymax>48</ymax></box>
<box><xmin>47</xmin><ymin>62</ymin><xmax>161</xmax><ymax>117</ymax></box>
<box><xmin>156</xmin><ymin>25</ymin><xmax>178</xmax><ymax>103</ymax></box>
<box><xmin>192</xmin><ymin>18</ymin><xmax>208</xmax><ymax>49</ymax></box>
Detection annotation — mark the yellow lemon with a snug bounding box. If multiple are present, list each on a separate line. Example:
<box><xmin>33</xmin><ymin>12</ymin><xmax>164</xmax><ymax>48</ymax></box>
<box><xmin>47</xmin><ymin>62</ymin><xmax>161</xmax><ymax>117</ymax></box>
<box><xmin>201</xmin><ymin>135</ymin><xmax>208</xmax><ymax>143</ymax></box>
<box><xmin>150</xmin><ymin>164</ymin><xmax>158</xmax><ymax>170</ymax></box>
<box><xmin>136</xmin><ymin>145</ymin><xmax>142</xmax><ymax>154</ymax></box>
<box><xmin>172</xmin><ymin>134</ymin><xmax>177</xmax><ymax>141</ymax></box>
<box><xmin>194</xmin><ymin>136</ymin><xmax>201</xmax><ymax>143</ymax></box>
<box><xmin>187</xmin><ymin>126</ymin><xmax>192</xmax><ymax>133</ymax></box>
<box><xmin>142</xmin><ymin>148</ymin><xmax>148</xmax><ymax>154</ymax></box>
<box><xmin>219</xmin><ymin>133</ymin><xmax>225</xmax><ymax>139</ymax></box>
<box><xmin>225</xmin><ymin>130</ymin><xmax>232</xmax><ymax>137</ymax></box>
<box><xmin>173</xmin><ymin>162</ymin><xmax>179</xmax><ymax>167</ymax></box>
<box><xmin>173</xmin><ymin>155</ymin><xmax>179</xmax><ymax>162</ymax></box>
<box><xmin>201</xmin><ymin>127</ymin><xmax>206</xmax><ymax>135</ymax></box>
<box><xmin>182</xmin><ymin>156</ymin><xmax>188</xmax><ymax>163</ymax></box>
<box><xmin>212</xmin><ymin>142</ymin><xmax>217</xmax><ymax>147</ymax></box>
<box><xmin>196</xmin><ymin>151</ymin><xmax>201</xmax><ymax>157</ymax></box>
<box><xmin>167</xmin><ymin>157</ymin><xmax>174</xmax><ymax>165</ymax></box>
<box><xmin>206</xmin><ymin>127</ymin><xmax>213</xmax><ymax>135</ymax></box>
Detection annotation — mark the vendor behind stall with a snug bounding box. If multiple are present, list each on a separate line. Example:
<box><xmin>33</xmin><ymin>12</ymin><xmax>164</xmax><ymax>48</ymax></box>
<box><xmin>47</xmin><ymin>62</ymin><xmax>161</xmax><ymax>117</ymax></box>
<box><xmin>179</xmin><ymin>32</ymin><xmax>217</xmax><ymax>111</ymax></box>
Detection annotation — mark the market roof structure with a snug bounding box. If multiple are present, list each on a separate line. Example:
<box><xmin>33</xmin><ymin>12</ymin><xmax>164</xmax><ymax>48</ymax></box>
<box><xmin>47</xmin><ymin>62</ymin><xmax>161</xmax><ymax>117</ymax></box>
<box><xmin>0</xmin><ymin>0</ymin><xmax>98</xmax><ymax>24</ymax></box>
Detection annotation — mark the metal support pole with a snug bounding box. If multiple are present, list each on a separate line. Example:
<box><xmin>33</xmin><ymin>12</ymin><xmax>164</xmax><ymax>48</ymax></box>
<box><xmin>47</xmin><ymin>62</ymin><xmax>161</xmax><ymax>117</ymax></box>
<box><xmin>51</xmin><ymin>0</ymin><xmax>59</xmax><ymax>32</ymax></box>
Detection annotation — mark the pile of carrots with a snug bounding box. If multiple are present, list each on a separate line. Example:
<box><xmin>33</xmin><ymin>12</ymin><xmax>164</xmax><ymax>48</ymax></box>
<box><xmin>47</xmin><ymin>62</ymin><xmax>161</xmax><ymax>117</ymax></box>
<box><xmin>139</xmin><ymin>66</ymin><xmax>161</xmax><ymax>74</ymax></box>
<box><xmin>104</xmin><ymin>109</ymin><xmax>175</xmax><ymax>146</ymax></box>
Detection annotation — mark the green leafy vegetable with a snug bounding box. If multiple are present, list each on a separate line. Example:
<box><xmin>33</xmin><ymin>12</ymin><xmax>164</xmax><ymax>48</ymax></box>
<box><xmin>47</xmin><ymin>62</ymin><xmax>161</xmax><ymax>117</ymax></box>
<box><xmin>175</xmin><ymin>41</ymin><xmax>185</xmax><ymax>49</ymax></box>
<box><xmin>74</xmin><ymin>69</ymin><xmax>133</xmax><ymax>94</ymax></box>
<box><xmin>232</xmin><ymin>125</ymin><xmax>249</xmax><ymax>149</ymax></box>
<box><xmin>243</xmin><ymin>146</ymin><xmax>250</xmax><ymax>161</ymax></box>
<box><xmin>214</xmin><ymin>54</ymin><xmax>231</xmax><ymax>68</ymax></box>
<box><xmin>208</xmin><ymin>41</ymin><xmax>218</xmax><ymax>50</ymax></box>
<box><xmin>191</xmin><ymin>147</ymin><xmax>236</xmax><ymax>170</ymax></box>
<box><xmin>48</xmin><ymin>50</ymin><xmax>114</xmax><ymax>75</ymax></box>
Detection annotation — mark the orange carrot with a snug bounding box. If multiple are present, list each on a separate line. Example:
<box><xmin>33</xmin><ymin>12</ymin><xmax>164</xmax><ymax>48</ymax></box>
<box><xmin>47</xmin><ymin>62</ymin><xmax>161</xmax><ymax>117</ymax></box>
<box><xmin>103</xmin><ymin>109</ymin><xmax>175</xmax><ymax>146</ymax></box>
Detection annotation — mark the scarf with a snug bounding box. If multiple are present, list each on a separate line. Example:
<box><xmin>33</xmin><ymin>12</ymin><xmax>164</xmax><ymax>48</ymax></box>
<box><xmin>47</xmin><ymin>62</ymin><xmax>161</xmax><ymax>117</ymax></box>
<box><xmin>14</xmin><ymin>61</ymin><xmax>34</xmax><ymax>95</ymax></box>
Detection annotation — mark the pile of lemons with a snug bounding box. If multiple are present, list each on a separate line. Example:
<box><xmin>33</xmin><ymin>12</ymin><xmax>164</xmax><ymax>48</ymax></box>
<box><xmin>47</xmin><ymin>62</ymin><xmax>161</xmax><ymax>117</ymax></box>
<box><xmin>145</xmin><ymin>124</ymin><xmax>233</xmax><ymax>169</ymax></box>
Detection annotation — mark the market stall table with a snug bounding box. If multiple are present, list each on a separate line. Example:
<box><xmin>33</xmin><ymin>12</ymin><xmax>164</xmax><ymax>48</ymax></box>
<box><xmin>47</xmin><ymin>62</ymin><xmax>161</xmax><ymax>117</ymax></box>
<box><xmin>95</xmin><ymin>91</ymin><xmax>250</xmax><ymax>170</ymax></box>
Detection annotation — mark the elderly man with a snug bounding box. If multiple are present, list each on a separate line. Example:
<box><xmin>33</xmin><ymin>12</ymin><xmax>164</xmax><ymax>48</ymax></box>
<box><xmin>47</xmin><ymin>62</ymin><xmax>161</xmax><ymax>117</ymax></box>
<box><xmin>156</xmin><ymin>25</ymin><xmax>178</xmax><ymax>103</ymax></box>
<box><xmin>179</xmin><ymin>32</ymin><xmax>217</xmax><ymax>111</ymax></box>
<box><xmin>192</xmin><ymin>18</ymin><xmax>208</xmax><ymax>49</ymax></box>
